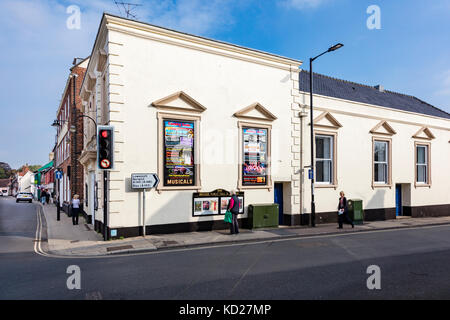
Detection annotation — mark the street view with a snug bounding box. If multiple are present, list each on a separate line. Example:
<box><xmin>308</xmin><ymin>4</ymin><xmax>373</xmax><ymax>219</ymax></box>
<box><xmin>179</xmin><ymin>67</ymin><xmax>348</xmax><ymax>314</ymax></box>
<box><xmin>1</xmin><ymin>0</ymin><xmax>450</xmax><ymax>309</ymax></box>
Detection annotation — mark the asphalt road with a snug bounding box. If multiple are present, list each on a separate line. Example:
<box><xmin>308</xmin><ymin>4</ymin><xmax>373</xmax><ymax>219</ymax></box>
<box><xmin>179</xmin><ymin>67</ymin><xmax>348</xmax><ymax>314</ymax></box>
<box><xmin>1</xmin><ymin>195</ymin><xmax>450</xmax><ymax>300</ymax></box>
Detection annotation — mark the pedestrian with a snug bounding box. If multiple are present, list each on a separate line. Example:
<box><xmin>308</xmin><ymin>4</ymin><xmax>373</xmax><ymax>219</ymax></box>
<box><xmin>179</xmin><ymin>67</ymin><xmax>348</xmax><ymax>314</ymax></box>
<box><xmin>40</xmin><ymin>189</ymin><xmax>47</xmax><ymax>205</ymax></box>
<box><xmin>227</xmin><ymin>190</ymin><xmax>240</xmax><ymax>235</ymax></box>
<box><xmin>45</xmin><ymin>189</ymin><xmax>50</xmax><ymax>204</ymax></box>
<box><xmin>72</xmin><ymin>194</ymin><xmax>80</xmax><ymax>225</ymax></box>
<box><xmin>337</xmin><ymin>191</ymin><xmax>354</xmax><ymax>229</ymax></box>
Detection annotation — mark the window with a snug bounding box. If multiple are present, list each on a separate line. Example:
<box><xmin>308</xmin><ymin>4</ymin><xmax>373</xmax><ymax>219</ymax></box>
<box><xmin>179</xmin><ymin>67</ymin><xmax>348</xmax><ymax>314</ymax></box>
<box><xmin>316</xmin><ymin>135</ymin><xmax>333</xmax><ymax>184</ymax></box>
<box><xmin>415</xmin><ymin>143</ymin><xmax>430</xmax><ymax>185</ymax></box>
<box><xmin>374</xmin><ymin>140</ymin><xmax>389</xmax><ymax>184</ymax></box>
<box><xmin>242</xmin><ymin>127</ymin><xmax>268</xmax><ymax>186</ymax></box>
<box><xmin>163</xmin><ymin>120</ymin><xmax>195</xmax><ymax>186</ymax></box>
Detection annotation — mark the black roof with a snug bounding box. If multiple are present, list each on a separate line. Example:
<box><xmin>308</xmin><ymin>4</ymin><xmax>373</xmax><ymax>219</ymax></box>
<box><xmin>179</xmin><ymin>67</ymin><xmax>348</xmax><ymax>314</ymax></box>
<box><xmin>299</xmin><ymin>71</ymin><xmax>450</xmax><ymax>120</ymax></box>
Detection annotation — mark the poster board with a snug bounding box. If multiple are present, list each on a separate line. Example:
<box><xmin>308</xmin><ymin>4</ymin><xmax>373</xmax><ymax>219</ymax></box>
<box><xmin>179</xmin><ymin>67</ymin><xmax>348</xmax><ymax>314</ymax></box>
<box><xmin>242</xmin><ymin>127</ymin><xmax>268</xmax><ymax>186</ymax></box>
<box><xmin>192</xmin><ymin>189</ymin><xmax>244</xmax><ymax>217</ymax></box>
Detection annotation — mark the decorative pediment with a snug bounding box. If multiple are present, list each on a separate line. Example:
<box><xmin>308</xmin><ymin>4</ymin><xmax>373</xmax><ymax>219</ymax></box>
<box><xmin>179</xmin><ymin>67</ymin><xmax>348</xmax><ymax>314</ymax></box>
<box><xmin>370</xmin><ymin>120</ymin><xmax>397</xmax><ymax>136</ymax></box>
<box><xmin>412</xmin><ymin>127</ymin><xmax>435</xmax><ymax>140</ymax></box>
<box><xmin>152</xmin><ymin>91</ymin><xmax>207</xmax><ymax>113</ymax></box>
<box><xmin>313</xmin><ymin>111</ymin><xmax>342</xmax><ymax>129</ymax></box>
<box><xmin>233</xmin><ymin>103</ymin><xmax>277</xmax><ymax>121</ymax></box>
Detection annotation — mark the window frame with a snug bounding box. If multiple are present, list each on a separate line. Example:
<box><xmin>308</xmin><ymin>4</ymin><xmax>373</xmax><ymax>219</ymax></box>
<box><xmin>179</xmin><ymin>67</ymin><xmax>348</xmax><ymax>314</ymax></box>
<box><xmin>238</xmin><ymin>121</ymin><xmax>272</xmax><ymax>190</ymax></box>
<box><xmin>314</xmin><ymin>130</ymin><xmax>338</xmax><ymax>188</ymax></box>
<box><xmin>157</xmin><ymin>112</ymin><xmax>201</xmax><ymax>191</ymax></box>
<box><xmin>372</xmin><ymin>137</ymin><xmax>392</xmax><ymax>188</ymax></box>
<box><xmin>414</xmin><ymin>141</ymin><xmax>431</xmax><ymax>187</ymax></box>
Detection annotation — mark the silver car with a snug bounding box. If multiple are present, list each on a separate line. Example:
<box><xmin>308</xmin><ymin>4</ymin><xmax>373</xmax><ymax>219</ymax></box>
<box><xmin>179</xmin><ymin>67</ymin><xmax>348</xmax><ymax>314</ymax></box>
<box><xmin>16</xmin><ymin>192</ymin><xmax>33</xmax><ymax>203</ymax></box>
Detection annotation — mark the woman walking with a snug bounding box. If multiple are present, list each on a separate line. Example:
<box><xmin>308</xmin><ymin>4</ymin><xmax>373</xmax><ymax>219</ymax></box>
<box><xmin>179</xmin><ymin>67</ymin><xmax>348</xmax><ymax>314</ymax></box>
<box><xmin>227</xmin><ymin>190</ymin><xmax>240</xmax><ymax>235</ymax></box>
<box><xmin>338</xmin><ymin>191</ymin><xmax>354</xmax><ymax>229</ymax></box>
<box><xmin>72</xmin><ymin>194</ymin><xmax>80</xmax><ymax>225</ymax></box>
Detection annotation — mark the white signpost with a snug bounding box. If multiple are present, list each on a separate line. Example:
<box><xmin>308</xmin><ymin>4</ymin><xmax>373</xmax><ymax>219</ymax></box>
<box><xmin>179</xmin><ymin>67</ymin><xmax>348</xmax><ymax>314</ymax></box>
<box><xmin>131</xmin><ymin>173</ymin><xmax>159</xmax><ymax>237</ymax></box>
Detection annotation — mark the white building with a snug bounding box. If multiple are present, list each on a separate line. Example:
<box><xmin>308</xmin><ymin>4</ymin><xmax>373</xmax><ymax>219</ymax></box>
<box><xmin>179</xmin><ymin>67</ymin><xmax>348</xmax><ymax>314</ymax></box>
<box><xmin>18</xmin><ymin>170</ymin><xmax>33</xmax><ymax>194</ymax></box>
<box><xmin>296</xmin><ymin>72</ymin><xmax>450</xmax><ymax>223</ymax></box>
<box><xmin>79</xmin><ymin>14</ymin><xmax>450</xmax><ymax>239</ymax></box>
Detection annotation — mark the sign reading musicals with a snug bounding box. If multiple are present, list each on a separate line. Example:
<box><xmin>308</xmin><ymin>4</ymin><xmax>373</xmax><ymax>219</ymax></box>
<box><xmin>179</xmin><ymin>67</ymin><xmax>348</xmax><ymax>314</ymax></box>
<box><xmin>164</xmin><ymin>120</ymin><xmax>195</xmax><ymax>186</ymax></box>
<box><xmin>242</xmin><ymin>128</ymin><xmax>267</xmax><ymax>186</ymax></box>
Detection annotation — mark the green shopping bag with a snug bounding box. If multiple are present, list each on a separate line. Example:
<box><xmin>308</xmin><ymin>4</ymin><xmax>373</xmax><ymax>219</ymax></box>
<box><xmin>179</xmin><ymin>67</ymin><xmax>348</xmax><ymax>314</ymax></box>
<box><xmin>224</xmin><ymin>210</ymin><xmax>232</xmax><ymax>223</ymax></box>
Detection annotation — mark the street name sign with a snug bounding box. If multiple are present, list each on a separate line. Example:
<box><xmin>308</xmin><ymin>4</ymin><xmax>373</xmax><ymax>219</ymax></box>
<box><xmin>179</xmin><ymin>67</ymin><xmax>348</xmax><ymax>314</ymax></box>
<box><xmin>131</xmin><ymin>173</ymin><xmax>159</xmax><ymax>189</ymax></box>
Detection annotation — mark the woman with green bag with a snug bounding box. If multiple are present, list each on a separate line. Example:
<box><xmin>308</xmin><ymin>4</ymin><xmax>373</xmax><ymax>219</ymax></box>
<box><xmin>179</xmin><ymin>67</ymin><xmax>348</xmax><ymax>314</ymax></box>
<box><xmin>226</xmin><ymin>190</ymin><xmax>240</xmax><ymax>235</ymax></box>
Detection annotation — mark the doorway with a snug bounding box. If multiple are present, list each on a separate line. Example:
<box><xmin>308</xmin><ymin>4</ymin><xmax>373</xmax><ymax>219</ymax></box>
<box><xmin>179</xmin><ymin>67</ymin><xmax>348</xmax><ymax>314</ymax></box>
<box><xmin>395</xmin><ymin>184</ymin><xmax>402</xmax><ymax>216</ymax></box>
<box><xmin>274</xmin><ymin>183</ymin><xmax>284</xmax><ymax>225</ymax></box>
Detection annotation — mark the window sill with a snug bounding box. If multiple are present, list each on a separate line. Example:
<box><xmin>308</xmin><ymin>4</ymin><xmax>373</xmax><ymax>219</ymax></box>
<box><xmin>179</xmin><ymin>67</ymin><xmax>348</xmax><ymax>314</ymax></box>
<box><xmin>414</xmin><ymin>183</ymin><xmax>431</xmax><ymax>188</ymax></box>
<box><xmin>156</xmin><ymin>186</ymin><xmax>202</xmax><ymax>193</ymax></box>
<box><xmin>315</xmin><ymin>184</ymin><xmax>338</xmax><ymax>189</ymax></box>
<box><xmin>372</xmin><ymin>184</ymin><xmax>392</xmax><ymax>189</ymax></box>
<box><xmin>238</xmin><ymin>185</ymin><xmax>272</xmax><ymax>191</ymax></box>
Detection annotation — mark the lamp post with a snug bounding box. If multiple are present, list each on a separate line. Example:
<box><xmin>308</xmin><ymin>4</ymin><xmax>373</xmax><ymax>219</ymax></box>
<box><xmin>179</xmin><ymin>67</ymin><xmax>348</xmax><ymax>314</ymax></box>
<box><xmin>309</xmin><ymin>43</ymin><xmax>343</xmax><ymax>227</ymax></box>
<box><xmin>51</xmin><ymin>119</ymin><xmax>68</xmax><ymax>221</ymax></box>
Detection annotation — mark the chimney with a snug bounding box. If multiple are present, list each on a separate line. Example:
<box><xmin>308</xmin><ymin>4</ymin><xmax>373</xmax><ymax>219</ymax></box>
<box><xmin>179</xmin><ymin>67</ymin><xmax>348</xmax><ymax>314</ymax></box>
<box><xmin>375</xmin><ymin>85</ymin><xmax>384</xmax><ymax>92</ymax></box>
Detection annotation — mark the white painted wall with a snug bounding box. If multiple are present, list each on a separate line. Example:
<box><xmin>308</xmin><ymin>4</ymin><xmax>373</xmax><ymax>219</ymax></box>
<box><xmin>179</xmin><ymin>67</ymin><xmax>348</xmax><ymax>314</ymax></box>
<box><xmin>101</xmin><ymin>22</ymin><xmax>300</xmax><ymax>229</ymax></box>
<box><xmin>296</xmin><ymin>91</ymin><xmax>450</xmax><ymax>214</ymax></box>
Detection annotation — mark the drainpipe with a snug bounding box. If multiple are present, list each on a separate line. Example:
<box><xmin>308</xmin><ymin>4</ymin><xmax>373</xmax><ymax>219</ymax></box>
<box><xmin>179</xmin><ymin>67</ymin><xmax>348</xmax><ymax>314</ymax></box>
<box><xmin>299</xmin><ymin>107</ymin><xmax>308</xmax><ymax>225</ymax></box>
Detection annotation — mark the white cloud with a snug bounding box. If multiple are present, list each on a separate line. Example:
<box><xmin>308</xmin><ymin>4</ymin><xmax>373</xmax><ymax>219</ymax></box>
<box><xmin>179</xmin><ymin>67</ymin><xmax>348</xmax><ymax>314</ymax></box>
<box><xmin>281</xmin><ymin>0</ymin><xmax>327</xmax><ymax>10</ymax></box>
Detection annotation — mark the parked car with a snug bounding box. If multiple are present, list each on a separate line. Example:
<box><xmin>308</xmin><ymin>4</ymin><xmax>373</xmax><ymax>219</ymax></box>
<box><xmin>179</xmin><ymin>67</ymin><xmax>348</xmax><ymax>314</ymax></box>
<box><xmin>16</xmin><ymin>192</ymin><xmax>33</xmax><ymax>203</ymax></box>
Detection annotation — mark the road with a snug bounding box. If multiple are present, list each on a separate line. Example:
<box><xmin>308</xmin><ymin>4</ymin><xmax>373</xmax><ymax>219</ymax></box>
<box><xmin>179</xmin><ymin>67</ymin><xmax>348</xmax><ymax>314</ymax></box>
<box><xmin>1</xmin><ymin>196</ymin><xmax>450</xmax><ymax>300</ymax></box>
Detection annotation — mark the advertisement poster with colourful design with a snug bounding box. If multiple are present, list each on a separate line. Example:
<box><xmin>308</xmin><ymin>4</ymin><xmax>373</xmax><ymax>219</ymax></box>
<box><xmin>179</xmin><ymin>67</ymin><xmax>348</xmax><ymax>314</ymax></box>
<box><xmin>243</xmin><ymin>128</ymin><xmax>267</xmax><ymax>185</ymax></box>
<box><xmin>164</xmin><ymin>120</ymin><xmax>195</xmax><ymax>186</ymax></box>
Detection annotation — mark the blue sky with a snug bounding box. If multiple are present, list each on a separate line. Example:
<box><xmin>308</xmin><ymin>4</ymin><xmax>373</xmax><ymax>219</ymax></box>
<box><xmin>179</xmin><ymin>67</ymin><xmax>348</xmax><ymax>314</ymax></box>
<box><xmin>0</xmin><ymin>0</ymin><xmax>449</xmax><ymax>169</ymax></box>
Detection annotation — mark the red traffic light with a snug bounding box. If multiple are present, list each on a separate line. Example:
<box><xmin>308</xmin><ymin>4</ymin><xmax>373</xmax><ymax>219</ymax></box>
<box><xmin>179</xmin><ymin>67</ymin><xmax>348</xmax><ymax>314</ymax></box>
<box><xmin>101</xmin><ymin>130</ymin><xmax>108</xmax><ymax>138</ymax></box>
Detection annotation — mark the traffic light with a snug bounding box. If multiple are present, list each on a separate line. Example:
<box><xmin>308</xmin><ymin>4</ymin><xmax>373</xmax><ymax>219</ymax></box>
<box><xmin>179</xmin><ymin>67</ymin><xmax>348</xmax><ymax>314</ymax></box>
<box><xmin>97</xmin><ymin>126</ymin><xmax>114</xmax><ymax>170</ymax></box>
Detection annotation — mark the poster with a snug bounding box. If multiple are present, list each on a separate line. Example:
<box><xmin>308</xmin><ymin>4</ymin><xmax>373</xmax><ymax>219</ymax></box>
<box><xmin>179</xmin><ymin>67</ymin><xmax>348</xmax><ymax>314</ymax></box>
<box><xmin>193</xmin><ymin>197</ymin><xmax>219</xmax><ymax>216</ymax></box>
<box><xmin>164</xmin><ymin>120</ymin><xmax>195</xmax><ymax>186</ymax></box>
<box><xmin>242</xmin><ymin>128</ymin><xmax>267</xmax><ymax>186</ymax></box>
<box><xmin>220</xmin><ymin>196</ymin><xmax>244</xmax><ymax>214</ymax></box>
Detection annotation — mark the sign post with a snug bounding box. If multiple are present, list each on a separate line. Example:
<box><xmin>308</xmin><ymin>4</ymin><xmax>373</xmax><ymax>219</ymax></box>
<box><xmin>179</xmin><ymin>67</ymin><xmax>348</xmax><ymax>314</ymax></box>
<box><xmin>55</xmin><ymin>170</ymin><xmax>62</xmax><ymax>221</ymax></box>
<box><xmin>131</xmin><ymin>173</ymin><xmax>160</xmax><ymax>237</ymax></box>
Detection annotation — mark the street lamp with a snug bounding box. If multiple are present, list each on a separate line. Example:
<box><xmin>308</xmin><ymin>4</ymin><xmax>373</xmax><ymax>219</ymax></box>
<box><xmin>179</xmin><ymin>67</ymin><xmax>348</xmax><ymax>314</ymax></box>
<box><xmin>309</xmin><ymin>43</ymin><xmax>343</xmax><ymax>227</ymax></box>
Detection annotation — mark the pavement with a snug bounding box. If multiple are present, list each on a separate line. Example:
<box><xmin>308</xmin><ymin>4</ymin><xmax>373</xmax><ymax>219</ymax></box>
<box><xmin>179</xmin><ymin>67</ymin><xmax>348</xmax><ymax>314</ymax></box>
<box><xmin>39</xmin><ymin>202</ymin><xmax>450</xmax><ymax>257</ymax></box>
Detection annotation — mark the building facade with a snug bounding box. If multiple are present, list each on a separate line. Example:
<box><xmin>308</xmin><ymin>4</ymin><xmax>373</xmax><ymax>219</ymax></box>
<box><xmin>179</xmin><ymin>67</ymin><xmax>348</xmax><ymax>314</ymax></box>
<box><xmin>54</xmin><ymin>58</ymin><xmax>89</xmax><ymax>214</ymax></box>
<box><xmin>79</xmin><ymin>14</ymin><xmax>302</xmax><ymax>237</ymax></box>
<box><xmin>79</xmin><ymin>14</ymin><xmax>450</xmax><ymax>239</ymax></box>
<box><xmin>296</xmin><ymin>71</ymin><xmax>450</xmax><ymax>222</ymax></box>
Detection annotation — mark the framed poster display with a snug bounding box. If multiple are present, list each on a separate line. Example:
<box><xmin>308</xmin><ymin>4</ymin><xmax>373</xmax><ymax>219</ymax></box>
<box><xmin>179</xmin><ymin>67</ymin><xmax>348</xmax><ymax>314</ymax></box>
<box><xmin>193</xmin><ymin>189</ymin><xmax>244</xmax><ymax>217</ymax></box>
<box><xmin>220</xmin><ymin>196</ymin><xmax>244</xmax><ymax>214</ymax></box>
<box><xmin>163</xmin><ymin>120</ymin><xmax>195</xmax><ymax>186</ymax></box>
<box><xmin>193</xmin><ymin>197</ymin><xmax>219</xmax><ymax>216</ymax></box>
<box><xmin>242</xmin><ymin>127</ymin><xmax>268</xmax><ymax>186</ymax></box>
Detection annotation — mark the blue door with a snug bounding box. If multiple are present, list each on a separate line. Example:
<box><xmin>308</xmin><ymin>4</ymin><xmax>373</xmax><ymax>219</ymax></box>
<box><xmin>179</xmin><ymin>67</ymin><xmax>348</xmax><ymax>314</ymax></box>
<box><xmin>395</xmin><ymin>184</ymin><xmax>402</xmax><ymax>216</ymax></box>
<box><xmin>274</xmin><ymin>183</ymin><xmax>284</xmax><ymax>225</ymax></box>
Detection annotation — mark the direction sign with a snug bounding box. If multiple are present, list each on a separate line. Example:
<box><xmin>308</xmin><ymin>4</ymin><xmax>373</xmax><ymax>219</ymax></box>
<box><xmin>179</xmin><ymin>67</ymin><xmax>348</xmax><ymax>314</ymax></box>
<box><xmin>131</xmin><ymin>173</ymin><xmax>159</xmax><ymax>189</ymax></box>
<box><xmin>55</xmin><ymin>171</ymin><xmax>63</xmax><ymax>180</ymax></box>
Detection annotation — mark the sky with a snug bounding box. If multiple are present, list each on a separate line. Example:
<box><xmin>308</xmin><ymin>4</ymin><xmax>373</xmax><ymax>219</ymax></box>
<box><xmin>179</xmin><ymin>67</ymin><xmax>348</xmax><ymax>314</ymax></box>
<box><xmin>0</xmin><ymin>0</ymin><xmax>449</xmax><ymax>169</ymax></box>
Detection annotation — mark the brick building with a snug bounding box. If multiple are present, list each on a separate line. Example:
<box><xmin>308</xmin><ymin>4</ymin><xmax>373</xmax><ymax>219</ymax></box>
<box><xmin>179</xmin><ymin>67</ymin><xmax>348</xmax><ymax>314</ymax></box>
<box><xmin>54</xmin><ymin>57</ymin><xmax>89</xmax><ymax>215</ymax></box>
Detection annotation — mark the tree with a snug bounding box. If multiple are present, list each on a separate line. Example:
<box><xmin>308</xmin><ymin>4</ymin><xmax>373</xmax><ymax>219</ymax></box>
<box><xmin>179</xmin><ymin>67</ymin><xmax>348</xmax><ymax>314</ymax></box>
<box><xmin>0</xmin><ymin>162</ymin><xmax>12</xmax><ymax>179</ymax></box>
